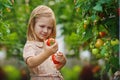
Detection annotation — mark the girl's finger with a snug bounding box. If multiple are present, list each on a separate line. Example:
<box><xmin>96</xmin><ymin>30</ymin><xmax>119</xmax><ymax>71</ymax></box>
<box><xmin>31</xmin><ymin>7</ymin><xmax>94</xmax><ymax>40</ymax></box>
<box><xmin>57</xmin><ymin>52</ymin><xmax>63</xmax><ymax>56</ymax></box>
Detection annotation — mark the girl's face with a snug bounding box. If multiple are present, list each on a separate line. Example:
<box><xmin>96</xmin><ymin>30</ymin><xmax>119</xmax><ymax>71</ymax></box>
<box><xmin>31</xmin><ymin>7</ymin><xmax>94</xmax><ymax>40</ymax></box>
<box><xmin>34</xmin><ymin>17</ymin><xmax>53</xmax><ymax>41</ymax></box>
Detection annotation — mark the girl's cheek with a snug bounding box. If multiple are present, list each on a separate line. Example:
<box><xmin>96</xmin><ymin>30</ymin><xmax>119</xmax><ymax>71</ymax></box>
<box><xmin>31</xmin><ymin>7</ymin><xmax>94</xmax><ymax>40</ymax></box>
<box><xmin>48</xmin><ymin>31</ymin><xmax>52</xmax><ymax>36</ymax></box>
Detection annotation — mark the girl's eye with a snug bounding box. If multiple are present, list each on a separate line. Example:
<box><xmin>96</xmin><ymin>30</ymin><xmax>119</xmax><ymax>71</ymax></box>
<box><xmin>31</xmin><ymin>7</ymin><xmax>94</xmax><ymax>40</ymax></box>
<box><xmin>40</xmin><ymin>25</ymin><xmax>44</xmax><ymax>28</ymax></box>
<box><xmin>48</xmin><ymin>27</ymin><xmax>52</xmax><ymax>30</ymax></box>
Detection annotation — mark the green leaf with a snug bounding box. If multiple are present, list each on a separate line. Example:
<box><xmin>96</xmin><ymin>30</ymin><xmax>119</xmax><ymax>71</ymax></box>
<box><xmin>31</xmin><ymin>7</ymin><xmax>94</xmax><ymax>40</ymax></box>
<box><xmin>109</xmin><ymin>57</ymin><xmax>119</xmax><ymax>73</ymax></box>
<box><xmin>98</xmin><ymin>0</ymin><xmax>111</xmax><ymax>4</ymax></box>
<box><xmin>112</xmin><ymin>44</ymin><xmax>119</xmax><ymax>53</ymax></box>
<box><xmin>82</xmin><ymin>27</ymin><xmax>93</xmax><ymax>42</ymax></box>
<box><xmin>105</xmin><ymin>62</ymin><xmax>110</xmax><ymax>72</ymax></box>
<box><xmin>100</xmin><ymin>46</ymin><xmax>107</xmax><ymax>56</ymax></box>
<box><xmin>7</xmin><ymin>32</ymin><xmax>18</xmax><ymax>41</ymax></box>
<box><xmin>93</xmin><ymin>4</ymin><xmax>102</xmax><ymax>12</ymax></box>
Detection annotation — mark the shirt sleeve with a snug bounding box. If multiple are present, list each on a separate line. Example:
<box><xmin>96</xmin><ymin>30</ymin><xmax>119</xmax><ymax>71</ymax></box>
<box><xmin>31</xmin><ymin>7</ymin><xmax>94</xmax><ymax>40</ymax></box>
<box><xmin>23</xmin><ymin>43</ymin><xmax>36</xmax><ymax>63</ymax></box>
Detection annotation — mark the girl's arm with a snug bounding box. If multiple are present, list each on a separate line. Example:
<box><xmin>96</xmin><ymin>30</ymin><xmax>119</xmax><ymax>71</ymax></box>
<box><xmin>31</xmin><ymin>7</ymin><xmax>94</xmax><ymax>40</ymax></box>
<box><xmin>26</xmin><ymin>40</ymin><xmax>58</xmax><ymax>68</ymax></box>
<box><xmin>26</xmin><ymin>50</ymin><xmax>50</xmax><ymax>68</ymax></box>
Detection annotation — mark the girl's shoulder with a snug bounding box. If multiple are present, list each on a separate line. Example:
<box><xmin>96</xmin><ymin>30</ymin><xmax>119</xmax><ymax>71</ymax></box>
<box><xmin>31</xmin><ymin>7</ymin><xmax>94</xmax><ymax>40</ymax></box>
<box><xmin>23</xmin><ymin>41</ymin><xmax>35</xmax><ymax>50</ymax></box>
<box><xmin>24</xmin><ymin>41</ymin><xmax>35</xmax><ymax>46</ymax></box>
<box><xmin>24</xmin><ymin>40</ymin><xmax>43</xmax><ymax>48</ymax></box>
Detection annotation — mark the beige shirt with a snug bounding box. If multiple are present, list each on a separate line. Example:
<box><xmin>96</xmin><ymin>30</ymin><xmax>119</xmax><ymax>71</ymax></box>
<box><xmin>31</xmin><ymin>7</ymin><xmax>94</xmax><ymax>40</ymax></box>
<box><xmin>23</xmin><ymin>41</ymin><xmax>63</xmax><ymax>80</ymax></box>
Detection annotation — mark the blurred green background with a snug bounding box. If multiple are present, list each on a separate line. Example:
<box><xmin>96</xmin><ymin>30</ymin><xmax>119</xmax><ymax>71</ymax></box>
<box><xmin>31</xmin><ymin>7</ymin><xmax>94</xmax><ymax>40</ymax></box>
<box><xmin>0</xmin><ymin>0</ymin><xmax>119</xmax><ymax>80</ymax></box>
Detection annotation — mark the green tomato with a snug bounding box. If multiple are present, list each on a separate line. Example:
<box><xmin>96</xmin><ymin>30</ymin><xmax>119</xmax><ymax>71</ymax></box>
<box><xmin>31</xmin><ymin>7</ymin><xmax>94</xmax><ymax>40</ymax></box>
<box><xmin>104</xmin><ymin>53</ymin><xmax>109</xmax><ymax>58</ymax></box>
<box><xmin>92</xmin><ymin>48</ymin><xmax>99</xmax><ymax>55</ymax></box>
<box><xmin>89</xmin><ymin>43</ymin><xmax>94</xmax><ymax>49</ymax></box>
<box><xmin>111</xmin><ymin>39</ymin><xmax>119</xmax><ymax>46</ymax></box>
<box><xmin>96</xmin><ymin>54</ymin><xmax>102</xmax><ymax>59</ymax></box>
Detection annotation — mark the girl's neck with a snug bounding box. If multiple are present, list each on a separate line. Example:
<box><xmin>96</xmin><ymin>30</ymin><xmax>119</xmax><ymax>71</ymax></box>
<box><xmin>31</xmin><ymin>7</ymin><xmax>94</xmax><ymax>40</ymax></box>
<box><xmin>35</xmin><ymin>38</ymin><xmax>44</xmax><ymax>42</ymax></box>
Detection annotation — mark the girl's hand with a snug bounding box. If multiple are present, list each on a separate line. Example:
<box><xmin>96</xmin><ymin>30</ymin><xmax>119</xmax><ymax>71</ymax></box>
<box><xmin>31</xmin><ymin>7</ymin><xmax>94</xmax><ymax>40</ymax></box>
<box><xmin>43</xmin><ymin>39</ymin><xmax>58</xmax><ymax>56</ymax></box>
<box><xmin>54</xmin><ymin>52</ymin><xmax>66</xmax><ymax>70</ymax></box>
<box><xmin>55</xmin><ymin>52</ymin><xmax>66</xmax><ymax>64</ymax></box>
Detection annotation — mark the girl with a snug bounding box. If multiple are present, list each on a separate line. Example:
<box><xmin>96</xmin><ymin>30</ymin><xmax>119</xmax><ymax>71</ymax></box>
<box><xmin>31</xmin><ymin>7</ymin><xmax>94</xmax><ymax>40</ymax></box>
<box><xmin>23</xmin><ymin>5</ymin><xmax>66</xmax><ymax>80</ymax></box>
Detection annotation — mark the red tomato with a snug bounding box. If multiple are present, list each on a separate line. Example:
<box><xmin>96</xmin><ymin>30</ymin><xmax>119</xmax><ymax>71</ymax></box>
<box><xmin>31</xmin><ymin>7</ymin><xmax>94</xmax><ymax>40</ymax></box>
<box><xmin>99</xmin><ymin>32</ymin><xmax>106</xmax><ymax>37</ymax></box>
<box><xmin>46</xmin><ymin>38</ymin><xmax>55</xmax><ymax>46</ymax></box>
<box><xmin>52</xmin><ymin>54</ymin><xmax>60</xmax><ymax>64</ymax></box>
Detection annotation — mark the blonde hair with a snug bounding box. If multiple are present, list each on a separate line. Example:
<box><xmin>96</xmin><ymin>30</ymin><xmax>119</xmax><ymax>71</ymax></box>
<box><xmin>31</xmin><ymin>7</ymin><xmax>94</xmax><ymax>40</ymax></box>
<box><xmin>27</xmin><ymin>5</ymin><xmax>56</xmax><ymax>41</ymax></box>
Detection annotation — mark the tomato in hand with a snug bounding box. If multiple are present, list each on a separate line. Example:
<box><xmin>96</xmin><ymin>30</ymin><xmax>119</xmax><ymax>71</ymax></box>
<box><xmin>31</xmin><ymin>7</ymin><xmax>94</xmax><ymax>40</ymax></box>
<box><xmin>52</xmin><ymin>54</ymin><xmax>60</xmax><ymax>64</ymax></box>
<box><xmin>46</xmin><ymin>38</ymin><xmax>55</xmax><ymax>46</ymax></box>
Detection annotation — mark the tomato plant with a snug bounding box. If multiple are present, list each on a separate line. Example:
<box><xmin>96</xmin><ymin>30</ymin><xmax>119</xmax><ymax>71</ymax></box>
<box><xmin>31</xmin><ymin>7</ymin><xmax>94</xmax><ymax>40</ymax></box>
<box><xmin>61</xmin><ymin>0</ymin><xmax>119</xmax><ymax>76</ymax></box>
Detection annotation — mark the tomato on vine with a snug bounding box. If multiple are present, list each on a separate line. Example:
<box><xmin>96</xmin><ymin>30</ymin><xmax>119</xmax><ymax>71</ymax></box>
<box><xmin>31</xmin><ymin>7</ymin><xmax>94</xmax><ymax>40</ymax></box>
<box><xmin>92</xmin><ymin>48</ymin><xmax>99</xmax><ymax>55</ymax></box>
<box><xmin>110</xmin><ymin>39</ymin><xmax>119</xmax><ymax>46</ymax></box>
<box><xmin>99</xmin><ymin>31</ymin><xmax>106</xmax><ymax>38</ymax></box>
<box><xmin>95</xmin><ymin>39</ymin><xmax>104</xmax><ymax>48</ymax></box>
